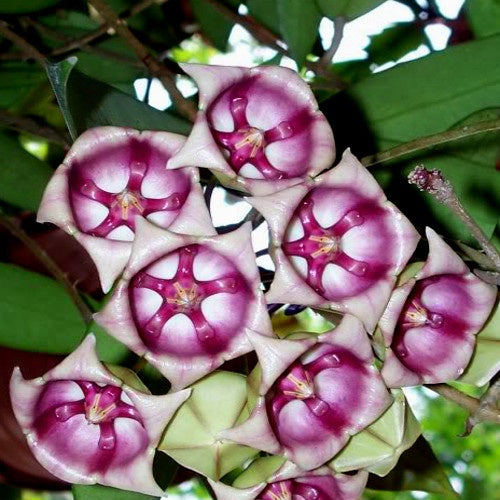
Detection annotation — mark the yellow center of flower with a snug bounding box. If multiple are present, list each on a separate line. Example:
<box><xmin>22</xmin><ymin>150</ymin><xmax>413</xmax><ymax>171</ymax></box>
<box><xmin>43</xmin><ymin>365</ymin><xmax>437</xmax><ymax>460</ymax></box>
<box><xmin>267</xmin><ymin>483</ymin><xmax>292</xmax><ymax>500</ymax></box>
<box><xmin>167</xmin><ymin>282</ymin><xmax>199</xmax><ymax>311</ymax></box>
<box><xmin>234</xmin><ymin>127</ymin><xmax>264</xmax><ymax>158</ymax></box>
<box><xmin>283</xmin><ymin>372</ymin><xmax>315</xmax><ymax>399</ymax></box>
<box><xmin>114</xmin><ymin>189</ymin><xmax>144</xmax><ymax>220</ymax></box>
<box><xmin>309</xmin><ymin>234</ymin><xmax>340</xmax><ymax>258</ymax></box>
<box><xmin>86</xmin><ymin>394</ymin><xmax>116</xmax><ymax>424</ymax></box>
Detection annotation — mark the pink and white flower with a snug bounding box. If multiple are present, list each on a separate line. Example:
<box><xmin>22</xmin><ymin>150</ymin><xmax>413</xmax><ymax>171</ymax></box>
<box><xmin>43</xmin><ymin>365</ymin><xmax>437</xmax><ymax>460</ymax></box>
<box><xmin>95</xmin><ymin>218</ymin><xmax>273</xmax><ymax>389</ymax></box>
<box><xmin>168</xmin><ymin>64</ymin><xmax>335</xmax><ymax>195</ymax></box>
<box><xmin>10</xmin><ymin>334</ymin><xmax>190</xmax><ymax>496</ymax></box>
<box><xmin>250</xmin><ymin>149</ymin><xmax>420</xmax><ymax>332</ymax></box>
<box><xmin>38</xmin><ymin>126</ymin><xmax>213</xmax><ymax>292</ymax></box>
<box><xmin>220</xmin><ymin>315</ymin><xmax>392</xmax><ymax>470</ymax></box>
<box><xmin>380</xmin><ymin>227</ymin><xmax>497</xmax><ymax>387</ymax></box>
<box><xmin>209</xmin><ymin>458</ymin><xmax>368</xmax><ymax>500</ymax></box>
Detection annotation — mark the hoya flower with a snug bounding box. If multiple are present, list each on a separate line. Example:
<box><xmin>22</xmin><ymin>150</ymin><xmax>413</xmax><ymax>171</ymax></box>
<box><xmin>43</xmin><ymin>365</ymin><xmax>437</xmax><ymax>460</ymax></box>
<box><xmin>10</xmin><ymin>334</ymin><xmax>190</xmax><ymax>496</ymax></box>
<box><xmin>168</xmin><ymin>64</ymin><xmax>335</xmax><ymax>195</ymax></box>
<box><xmin>96</xmin><ymin>218</ymin><xmax>273</xmax><ymax>389</ymax></box>
<box><xmin>379</xmin><ymin>227</ymin><xmax>497</xmax><ymax>387</ymax></box>
<box><xmin>250</xmin><ymin>149</ymin><xmax>420</xmax><ymax>332</ymax></box>
<box><xmin>220</xmin><ymin>315</ymin><xmax>392</xmax><ymax>470</ymax></box>
<box><xmin>38</xmin><ymin>126</ymin><xmax>214</xmax><ymax>292</ymax></box>
<box><xmin>208</xmin><ymin>456</ymin><xmax>368</xmax><ymax>500</ymax></box>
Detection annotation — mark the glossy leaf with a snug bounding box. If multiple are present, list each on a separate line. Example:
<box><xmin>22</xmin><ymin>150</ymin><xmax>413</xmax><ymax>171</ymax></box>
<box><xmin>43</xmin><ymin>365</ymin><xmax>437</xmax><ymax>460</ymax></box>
<box><xmin>277</xmin><ymin>0</ymin><xmax>322</xmax><ymax>66</ymax></box>
<box><xmin>0</xmin><ymin>132</ymin><xmax>53</xmax><ymax>211</ymax></box>
<box><xmin>0</xmin><ymin>0</ymin><xmax>60</xmax><ymax>14</ymax></box>
<box><xmin>316</xmin><ymin>0</ymin><xmax>385</xmax><ymax>20</ymax></box>
<box><xmin>0</xmin><ymin>62</ymin><xmax>47</xmax><ymax>108</ymax></box>
<box><xmin>465</xmin><ymin>0</ymin><xmax>500</xmax><ymax>37</ymax></box>
<box><xmin>73</xmin><ymin>484</ymin><xmax>159</xmax><ymax>500</ymax></box>
<box><xmin>366</xmin><ymin>436</ymin><xmax>458</xmax><ymax>496</ymax></box>
<box><xmin>247</xmin><ymin>0</ymin><xmax>280</xmax><ymax>35</ymax></box>
<box><xmin>325</xmin><ymin>36</ymin><xmax>500</xmax><ymax>241</ymax></box>
<box><xmin>190</xmin><ymin>0</ymin><xmax>234</xmax><ymax>52</ymax></box>
<box><xmin>46</xmin><ymin>59</ymin><xmax>191</xmax><ymax>140</ymax></box>
<box><xmin>0</xmin><ymin>264</ymin><xmax>128</xmax><ymax>362</ymax></box>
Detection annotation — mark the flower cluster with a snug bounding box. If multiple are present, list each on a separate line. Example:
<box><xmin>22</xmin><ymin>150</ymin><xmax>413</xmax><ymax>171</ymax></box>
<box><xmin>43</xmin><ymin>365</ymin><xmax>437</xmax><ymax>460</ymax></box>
<box><xmin>11</xmin><ymin>64</ymin><xmax>496</xmax><ymax>498</ymax></box>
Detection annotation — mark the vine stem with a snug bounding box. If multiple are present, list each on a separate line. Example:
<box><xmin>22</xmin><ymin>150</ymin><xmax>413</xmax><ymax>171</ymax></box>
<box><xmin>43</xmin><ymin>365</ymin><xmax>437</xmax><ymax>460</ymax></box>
<box><xmin>361</xmin><ymin>118</ymin><xmax>500</xmax><ymax>166</ymax></box>
<box><xmin>0</xmin><ymin>213</ymin><xmax>93</xmax><ymax>325</ymax></box>
<box><xmin>0</xmin><ymin>20</ymin><xmax>45</xmax><ymax>63</ymax></box>
<box><xmin>425</xmin><ymin>383</ymin><xmax>500</xmax><ymax>426</ymax></box>
<box><xmin>87</xmin><ymin>0</ymin><xmax>197</xmax><ymax>122</ymax></box>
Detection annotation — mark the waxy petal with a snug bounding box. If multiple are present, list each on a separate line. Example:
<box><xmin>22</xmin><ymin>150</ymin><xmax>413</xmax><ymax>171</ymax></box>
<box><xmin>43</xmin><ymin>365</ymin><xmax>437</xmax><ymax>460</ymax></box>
<box><xmin>38</xmin><ymin>126</ymin><xmax>213</xmax><ymax>292</ymax></box>
<box><xmin>168</xmin><ymin>64</ymin><xmax>335</xmax><ymax>195</ymax></box>
<box><xmin>10</xmin><ymin>334</ymin><xmax>190</xmax><ymax>496</ymax></box>
<box><xmin>381</xmin><ymin>228</ymin><xmax>496</xmax><ymax>386</ymax></box>
<box><xmin>254</xmin><ymin>150</ymin><xmax>419</xmax><ymax>332</ymax></box>
<box><xmin>96</xmin><ymin>219</ymin><xmax>273</xmax><ymax>389</ymax></box>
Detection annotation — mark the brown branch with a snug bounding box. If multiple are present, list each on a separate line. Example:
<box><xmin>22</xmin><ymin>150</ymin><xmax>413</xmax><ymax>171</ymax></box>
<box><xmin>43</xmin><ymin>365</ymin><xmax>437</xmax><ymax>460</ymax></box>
<box><xmin>426</xmin><ymin>383</ymin><xmax>500</xmax><ymax>427</ymax></box>
<box><xmin>24</xmin><ymin>17</ymin><xmax>143</xmax><ymax>68</ymax></box>
<box><xmin>0</xmin><ymin>109</ymin><xmax>71</xmax><ymax>148</ymax></box>
<box><xmin>362</xmin><ymin>118</ymin><xmax>500</xmax><ymax>166</ymax></box>
<box><xmin>319</xmin><ymin>16</ymin><xmax>345</xmax><ymax>68</ymax></box>
<box><xmin>0</xmin><ymin>19</ymin><xmax>46</xmax><ymax>63</ymax></box>
<box><xmin>0</xmin><ymin>213</ymin><xmax>93</xmax><ymax>324</ymax></box>
<box><xmin>202</xmin><ymin>0</ymin><xmax>346</xmax><ymax>89</ymax></box>
<box><xmin>87</xmin><ymin>0</ymin><xmax>197</xmax><ymax>122</ymax></box>
<box><xmin>465</xmin><ymin>379</ymin><xmax>500</xmax><ymax>434</ymax></box>
<box><xmin>50</xmin><ymin>0</ymin><xmax>167</xmax><ymax>57</ymax></box>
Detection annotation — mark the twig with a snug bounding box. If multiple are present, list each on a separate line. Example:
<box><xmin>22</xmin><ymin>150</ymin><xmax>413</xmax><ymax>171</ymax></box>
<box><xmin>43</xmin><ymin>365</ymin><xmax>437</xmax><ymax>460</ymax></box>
<box><xmin>362</xmin><ymin>118</ymin><xmax>500</xmax><ymax>166</ymax></box>
<box><xmin>217</xmin><ymin>207</ymin><xmax>264</xmax><ymax>234</ymax></box>
<box><xmin>202</xmin><ymin>0</ymin><xmax>346</xmax><ymax>88</ymax></box>
<box><xmin>465</xmin><ymin>379</ymin><xmax>500</xmax><ymax>434</ymax></box>
<box><xmin>0</xmin><ymin>109</ymin><xmax>71</xmax><ymax>148</ymax></box>
<box><xmin>0</xmin><ymin>19</ymin><xmax>46</xmax><ymax>63</ymax></box>
<box><xmin>87</xmin><ymin>0</ymin><xmax>197</xmax><ymax>121</ymax></box>
<box><xmin>50</xmin><ymin>0</ymin><xmax>166</xmax><ymax>57</ymax></box>
<box><xmin>25</xmin><ymin>17</ymin><xmax>143</xmax><ymax>68</ymax></box>
<box><xmin>426</xmin><ymin>383</ymin><xmax>500</xmax><ymax>427</ymax></box>
<box><xmin>0</xmin><ymin>213</ymin><xmax>93</xmax><ymax>324</ymax></box>
<box><xmin>408</xmin><ymin>165</ymin><xmax>500</xmax><ymax>271</ymax></box>
<box><xmin>319</xmin><ymin>16</ymin><xmax>345</xmax><ymax>68</ymax></box>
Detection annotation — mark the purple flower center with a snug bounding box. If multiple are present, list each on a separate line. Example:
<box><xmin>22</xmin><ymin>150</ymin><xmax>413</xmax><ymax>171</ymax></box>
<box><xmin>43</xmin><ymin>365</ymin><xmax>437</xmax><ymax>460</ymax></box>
<box><xmin>130</xmin><ymin>244</ymin><xmax>251</xmax><ymax>356</ymax></box>
<box><xmin>71</xmin><ymin>159</ymin><xmax>187</xmax><ymax>239</ymax></box>
<box><xmin>35</xmin><ymin>381</ymin><xmax>143</xmax><ymax>452</ymax></box>
<box><xmin>283</xmin><ymin>193</ymin><xmax>370</xmax><ymax>295</ymax></box>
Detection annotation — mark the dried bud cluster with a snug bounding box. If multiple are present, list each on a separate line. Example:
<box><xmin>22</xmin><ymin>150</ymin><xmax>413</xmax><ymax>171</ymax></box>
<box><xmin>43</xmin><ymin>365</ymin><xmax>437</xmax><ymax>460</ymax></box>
<box><xmin>11</xmin><ymin>63</ymin><xmax>497</xmax><ymax>499</ymax></box>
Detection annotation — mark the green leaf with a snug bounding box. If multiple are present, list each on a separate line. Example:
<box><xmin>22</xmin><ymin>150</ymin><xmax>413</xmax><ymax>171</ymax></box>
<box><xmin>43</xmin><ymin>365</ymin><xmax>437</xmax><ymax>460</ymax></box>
<box><xmin>190</xmin><ymin>0</ymin><xmax>234</xmax><ymax>52</ymax></box>
<box><xmin>465</xmin><ymin>0</ymin><xmax>500</xmax><ymax>38</ymax></box>
<box><xmin>0</xmin><ymin>263</ymin><xmax>84</xmax><ymax>353</ymax></box>
<box><xmin>0</xmin><ymin>62</ymin><xmax>47</xmax><ymax>109</ymax></box>
<box><xmin>46</xmin><ymin>58</ymin><xmax>191</xmax><ymax>140</ymax></box>
<box><xmin>316</xmin><ymin>0</ymin><xmax>385</xmax><ymax>20</ymax></box>
<box><xmin>247</xmin><ymin>0</ymin><xmax>280</xmax><ymax>35</ymax></box>
<box><xmin>73</xmin><ymin>484</ymin><xmax>159</xmax><ymax>500</ymax></box>
<box><xmin>277</xmin><ymin>0</ymin><xmax>322</xmax><ymax>67</ymax></box>
<box><xmin>366</xmin><ymin>436</ymin><xmax>458</xmax><ymax>496</ymax></box>
<box><xmin>0</xmin><ymin>264</ymin><xmax>129</xmax><ymax>362</ymax></box>
<box><xmin>367</xmin><ymin>22</ymin><xmax>428</xmax><ymax>66</ymax></box>
<box><xmin>0</xmin><ymin>132</ymin><xmax>53</xmax><ymax>211</ymax></box>
<box><xmin>324</xmin><ymin>35</ymin><xmax>500</xmax><ymax>241</ymax></box>
<box><xmin>460</xmin><ymin>299</ymin><xmax>500</xmax><ymax>386</ymax></box>
<box><xmin>0</xmin><ymin>0</ymin><xmax>60</xmax><ymax>14</ymax></box>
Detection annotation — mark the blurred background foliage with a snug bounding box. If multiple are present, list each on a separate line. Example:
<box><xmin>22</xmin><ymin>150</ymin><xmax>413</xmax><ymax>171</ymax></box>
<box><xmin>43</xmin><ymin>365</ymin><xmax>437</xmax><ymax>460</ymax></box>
<box><xmin>0</xmin><ymin>0</ymin><xmax>498</xmax><ymax>499</ymax></box>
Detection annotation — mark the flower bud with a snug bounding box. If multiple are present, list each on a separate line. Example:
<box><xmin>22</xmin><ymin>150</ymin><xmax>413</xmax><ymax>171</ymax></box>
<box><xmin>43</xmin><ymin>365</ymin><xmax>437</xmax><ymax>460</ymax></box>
<box><xmin>96</xmin><ymin>218</ymin><xmax>273</xmax><ymax>389</ymax></box>
<box><xmin>250</xmin><ymin>149</ymin><xmax>420</xmax><ymax>332</ymax></box>
<box><xmin>38</xmin><ymin>126</ymin><xmax>214</xmax><ymax>292</ymax></box>
<box><xmin>168</xmin><ymin>64</ymin><xmax>335</xmax><ymax>195</ymax></box>
<box><xmin>380</xmin><ymin>227</ymin><xmax>497</xmax><ymax>386</ymax></box>
<box><xmin>10</xmin><ymin>334</ymin><xmax>190</xmax><ymax>496</ymax></box>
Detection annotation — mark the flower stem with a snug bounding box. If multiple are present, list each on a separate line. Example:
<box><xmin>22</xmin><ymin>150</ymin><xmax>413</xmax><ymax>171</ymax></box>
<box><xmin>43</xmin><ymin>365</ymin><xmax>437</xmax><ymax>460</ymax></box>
<box><xmin>361</xmin><ymin>119</ymin><xmax>500</xmax><ymax>166</ymax></box>
<box><xmin>0</xmin><ymin>213</ymin><xmax>93</xmax><ymax>324</ymax></box>
<box><xmin>408</xmin><ymin>165</ymin><xmax>500</xmax><ymax>272</ymax></box>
